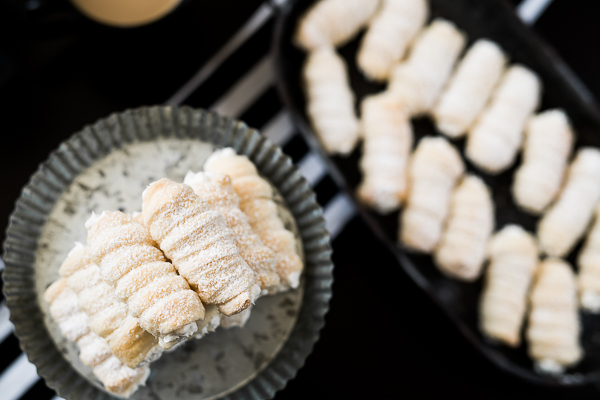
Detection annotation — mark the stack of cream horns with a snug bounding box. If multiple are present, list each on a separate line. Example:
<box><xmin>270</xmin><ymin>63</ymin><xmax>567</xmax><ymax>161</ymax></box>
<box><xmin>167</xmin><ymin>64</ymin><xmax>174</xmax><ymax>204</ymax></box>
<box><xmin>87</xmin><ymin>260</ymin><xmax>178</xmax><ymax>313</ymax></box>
<box><xmin>44</xmin><ymin>148</ymin><xmax>303</xmax><ymax>397</ymax></box>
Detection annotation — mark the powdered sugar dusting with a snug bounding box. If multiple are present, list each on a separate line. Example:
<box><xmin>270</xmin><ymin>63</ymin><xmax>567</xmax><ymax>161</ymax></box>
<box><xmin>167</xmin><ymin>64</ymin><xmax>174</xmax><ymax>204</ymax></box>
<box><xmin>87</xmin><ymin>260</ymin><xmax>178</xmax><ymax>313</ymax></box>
<box><xmin>142</xmin><ymin>179</ymin><xmax>256</xmax><ymax>315</ymax></box>
<box><xmin>44</xmin><ymin>280</ymin><xmax>149</xmax><ymax>397</ymax></box>
<box><xmin>87</xmin><ymin>211</ymin><xmax>205</xmax><ymax>342</ymax></box>
<box><xmin>203</xmin><ymin>150</ymin><xmax>304</xmax><ymax>291</ymax></box>
<box><xmin>61</xmin><ymin>246</ymin><xmax>128</xmax><ymax>339</ymax></box>
<box><xmin>184</xmin><ymin>171</ymin><xmax>281</xmax><ymax>292</ymax></box>
<box><xmin>60</xmin><ymin>244</ymin><xmax>164</xmax><ymax>369</ymax></box>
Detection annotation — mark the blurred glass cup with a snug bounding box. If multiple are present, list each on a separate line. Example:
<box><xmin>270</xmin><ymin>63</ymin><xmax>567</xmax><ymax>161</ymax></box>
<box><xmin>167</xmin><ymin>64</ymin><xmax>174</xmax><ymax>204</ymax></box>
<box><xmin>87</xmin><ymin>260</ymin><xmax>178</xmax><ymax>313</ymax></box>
<box><xmin>69</xmin><ymin>0</ymin><xmax>182</xmax><ymax>27</ymax></box>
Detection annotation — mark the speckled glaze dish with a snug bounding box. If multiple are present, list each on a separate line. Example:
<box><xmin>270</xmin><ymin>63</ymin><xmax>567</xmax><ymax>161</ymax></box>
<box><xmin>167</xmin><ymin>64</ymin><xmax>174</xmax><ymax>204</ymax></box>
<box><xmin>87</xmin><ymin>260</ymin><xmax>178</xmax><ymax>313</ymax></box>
<box><xmin>273</xmin><ymin>0</ymin><xmax>600</xmax><ymax>387</ymax></box>
<box><xmin>2</xmin><ymin>106</ymin><xmax>333</xmax><ymax>399</ymax></box>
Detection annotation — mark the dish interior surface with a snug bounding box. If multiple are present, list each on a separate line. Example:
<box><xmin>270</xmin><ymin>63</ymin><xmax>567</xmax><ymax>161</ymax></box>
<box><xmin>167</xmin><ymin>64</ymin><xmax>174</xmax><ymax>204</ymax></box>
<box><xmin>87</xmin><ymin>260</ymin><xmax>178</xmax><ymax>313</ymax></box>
<box><xmin>274</xmin><ymin>0</ymin><xmax>600</xmax><ymax>385</ymax></box>
<box><xmin>36</xmin><ymin>138</ymin><xmax>303</xmax><ymax>399</ymax></box>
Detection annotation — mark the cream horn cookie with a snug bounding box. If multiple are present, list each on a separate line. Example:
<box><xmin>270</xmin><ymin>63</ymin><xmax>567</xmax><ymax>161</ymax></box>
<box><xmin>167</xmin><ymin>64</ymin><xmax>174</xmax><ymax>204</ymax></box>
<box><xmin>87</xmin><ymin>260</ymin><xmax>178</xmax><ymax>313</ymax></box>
<box><xmin>294</xmin><ymin>0</ymin><xmax>380</xmax><ymax>51</ymax></box>
<box><xmin>537</xmin><ymin>148</ymin><xmax>600</xmax><ymax>257</ymax></box>
<box><xmin>432</xmin><ymin>39</ymin><xmax>507</xmax><ymax>138</ymax></box>
<box><xmin>434</xmin><ymin>175</ymin><xmax>494</xmax><ymax>281</ymax></box>
<box><xmin>479</xmin><ymin>225</ymin><xmax>538</xmax><ymax>347</ymax></box>
<box><xmin>59</xmin><ymin>243</ymin><xmax>163</xmax><ymax>366</ymax></box>
<box><xmin>86</xmin><ymin>212</ymin><xmax>206</xmax><ymax>344</ymax></box>
<box><xmin>527</xmin><ymin>258</ymin><xmax>582</xmax><ymax>374</ymax></box>
<box><xmin>183</xmin><ymin>171</ymin><xmax>281</xmax><ymax>293</ymax></box>
<box><xmin>512</xmin><ymin>109</ymin><xmax>574</xmax><ymax>214</ymax></box>
<box><xmin>357</xmin><ymin>0</ymin><xmax>428</xmax><ymax>81</ymax></box>
<box><xmin>60</xmin><ymin>243</ymin><xmax>127</xmax><ymax>339</ymax></box>
<box><xmin>388</xmin><ymin>19</ymin><xmax>466</xmax><ymax>116</ymax></box>
<box><xmin>44</xmin><ymin>279</ymin><xmax>150</xmax><ymax>398</ymax></box>
<box><xmin>142</xmin><ymin>178</ymin><xmax>259</xmax><ymax>316</ymax></box>
<box><xmin>578</xmin><ymin>205</ymin><xmax>600</xmax><ymax>312</ymax></box>
<box><xmin>204</xmin><ymin>148</ymin><xmax>304</xmax><ymax>291</ymax></box>
<box><xmin>303</xmin><ymin>46</ymin><xmax>360</xmax><ymax>155</ymax></box>
<box><xmin>44</xmin><ymin>279</ymin><xmax>90</xmax><ymax>344</ymax></box>
<box><xmin>465</xmin><ymin>65</ymin><xmax>541</xmax><ymax>174</ymax></box>
<box><xmin>399</xmin><ymin>137</ymin><xmax>464</xmax><ymax>252</ymax></box>
<box><xmin>357</xmin><ymin>93</ymin><xmax>413</xmax><ymax>214</ymax></box>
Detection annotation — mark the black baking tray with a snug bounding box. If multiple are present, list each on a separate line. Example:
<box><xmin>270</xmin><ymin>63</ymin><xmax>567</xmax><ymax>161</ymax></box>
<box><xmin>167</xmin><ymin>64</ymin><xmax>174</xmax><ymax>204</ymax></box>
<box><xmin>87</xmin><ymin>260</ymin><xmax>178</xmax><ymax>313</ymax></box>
<box><xmin>272</xmin><ymin>0</ymin><xmax>600</xmax><ymax>386</ymax></box>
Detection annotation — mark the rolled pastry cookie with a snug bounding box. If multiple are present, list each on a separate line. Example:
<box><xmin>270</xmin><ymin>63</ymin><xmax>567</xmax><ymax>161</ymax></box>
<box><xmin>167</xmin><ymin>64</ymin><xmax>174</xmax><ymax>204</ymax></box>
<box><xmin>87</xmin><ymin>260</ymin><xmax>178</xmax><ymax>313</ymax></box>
<box><xmin>59</xmin><ymin>243</ymin><xmax>163</xmax><ymax>366</ymax></box>
<box><xmin>479</xmin><ymin>225</ymin><xmax>538</xmax><ymax>347</ymax></box>
<box><xmin>537</xmin><ymin>147</ymin><xmax>600</xmax><ymax>257</ymax></box>
<box><xmin>184</xmin><ymin>171</ymin><xmax>280</xmax><ymax>294</ymax></box>
<box><xmin>294</xmin><ymin>0</ymin><xmax>380</xmax><ymax>51</ymax></box>
<box><xmin>388</xmin><ymin>18</ymin><xmax>466</xmax><ymax>116</ymax></box>
<box><xmin>44</xmin><ymin>279</ymin><xmax>150</xmax><ymax>398</ymax></box>
<box><xmin>86</xmin><ymin>211</ymin><xmax>206</xmax><ymax>344</ymax></box>
<box><xmin>432</xmin><ymin>39</ymin><xmax>507</xmax><ymax>138</ymax></box>
<box><xmin>204</xmin><ymin>148</ymin><xmax>304</xmax><ymax>291</ymax></box>
<box><xmin>512</xmin><ymin>109</ymin><xmax>574</xmax><ymax>214</ymax></box>
<box><xmin>434</xmin><ymin>175</ymin><xmax>494</xmax><ymax>281</ymax></box>
<box><xmin>527</xmin><ymin>258</ymin><xmax>582</xmax><ymax>374</ymax></box>
<box><xmin>578</xmin><ymin>204</ymin><xmax>600</xmax><ymax>313</ymax></box>
<box><xmin>357</xmin><ymin>0</ymin><xmax>428</xmax><ymax>81</ymax></box>
<box><xmin>465</xmin><ymin>65</ymin><xmax>541</xmax><ymax>174</ymax></box>
<box><xmin>303</xmin><ymin>46</ymin><xmax>360</xmax><ymax>155</ymax></box>
<box><xmin>399</xmin><ymin>136</ymin><xmax>464</xmax><ymax>252</ymax></box>
<box><xmin>142</xmin><ymin>178</ymin><xmax>260</xmax><ymax>316</ymax></box>
<box><xmin>357</xmin><ymin>93</ymin><xmax>413</xmax><ymax>214</ymax></box>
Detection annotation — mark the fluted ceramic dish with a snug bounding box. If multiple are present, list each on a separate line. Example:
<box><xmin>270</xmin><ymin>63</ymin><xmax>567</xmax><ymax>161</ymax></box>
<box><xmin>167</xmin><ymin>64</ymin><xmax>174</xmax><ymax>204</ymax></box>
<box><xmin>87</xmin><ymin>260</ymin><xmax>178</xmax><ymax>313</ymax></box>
<box><xmin>273</xmin><ymin>0</ymin><xmax>600</xmax><ymax>387</ymax></box>
<box><xmin>2</xmin><ymin>106</ymin><xmax>333</xmax><ymax>399</ymax></box>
